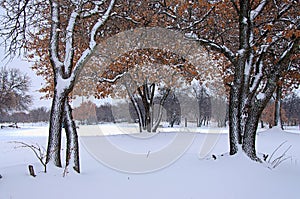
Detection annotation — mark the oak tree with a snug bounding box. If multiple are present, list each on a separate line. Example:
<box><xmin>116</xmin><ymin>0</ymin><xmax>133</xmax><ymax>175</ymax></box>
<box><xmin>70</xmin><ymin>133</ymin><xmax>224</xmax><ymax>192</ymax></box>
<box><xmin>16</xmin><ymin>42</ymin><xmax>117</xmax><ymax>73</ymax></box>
<box><xmin>156</xmin><ymin>0</ymin><xmax>299</xmax><ymax>160</ymax></box>
<box><xmin>1</xmin><ymin>0</ymin><xmax>116</xmax><ymax>172</ymax></box>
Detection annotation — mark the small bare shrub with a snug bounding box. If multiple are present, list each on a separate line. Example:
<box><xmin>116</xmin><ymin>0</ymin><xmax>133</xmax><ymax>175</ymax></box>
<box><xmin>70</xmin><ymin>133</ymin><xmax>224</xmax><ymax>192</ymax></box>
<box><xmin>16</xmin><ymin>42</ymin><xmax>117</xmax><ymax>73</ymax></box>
<box><xmin>11</xmin><ymin>141</ymin><xmax>47</xmax><ymax>173</ymax></box>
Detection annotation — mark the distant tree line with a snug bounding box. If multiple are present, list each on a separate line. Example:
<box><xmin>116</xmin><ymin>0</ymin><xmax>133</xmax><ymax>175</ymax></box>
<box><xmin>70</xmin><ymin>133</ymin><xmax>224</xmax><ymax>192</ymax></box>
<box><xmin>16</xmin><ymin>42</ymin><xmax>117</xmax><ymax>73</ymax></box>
<box><xmin>282</xmin><ymin>93</ymin><xmax>300</xmax><ymax>126</ymax></box>
<box><xmin>261</xmin><ymin>92</ymin><xmax>300</xmax><ymax>128</ymax></box>
<box><xmin>0</xmin><ymin>107</ymin><xmax>50</xmax><ymax>124</ymax></box>
<box><xmin>72</xmin><ymin>102</ymin><xmax>114</xmax><ymax>125</ymax></box>
<box><xmin>74</xmin><ymin>90</ymin><xmax>300</xmax><ymax>129</ymax></box>
<box><xmin>72</xmin><ymin>92</ymin><xmax>228</xmax><ymax>128</ymax></box>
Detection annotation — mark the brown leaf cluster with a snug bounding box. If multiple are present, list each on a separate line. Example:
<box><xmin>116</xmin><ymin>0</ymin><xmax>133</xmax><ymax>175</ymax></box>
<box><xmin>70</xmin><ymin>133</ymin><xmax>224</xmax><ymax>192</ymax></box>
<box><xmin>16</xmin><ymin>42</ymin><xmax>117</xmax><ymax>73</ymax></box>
<box><xmin>22</xmin><ymin>0</ymin><xmax>299</xmax><ymax>100</ymax></box>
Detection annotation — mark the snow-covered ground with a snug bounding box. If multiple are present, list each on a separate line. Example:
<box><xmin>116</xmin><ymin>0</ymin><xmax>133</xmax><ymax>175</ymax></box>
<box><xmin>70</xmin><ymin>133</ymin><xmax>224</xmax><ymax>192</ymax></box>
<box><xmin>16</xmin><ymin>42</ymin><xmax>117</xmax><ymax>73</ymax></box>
<box><xmin>0</xmin><ymin>123</ymin><xmax>300</xmax><ymax>199</ymax></box>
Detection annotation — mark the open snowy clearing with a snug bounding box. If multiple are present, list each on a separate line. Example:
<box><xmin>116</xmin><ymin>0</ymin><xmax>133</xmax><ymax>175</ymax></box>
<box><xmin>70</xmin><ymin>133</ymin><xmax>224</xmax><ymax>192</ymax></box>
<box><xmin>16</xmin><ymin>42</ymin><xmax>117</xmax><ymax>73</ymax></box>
<box><xmin>0</xmin><ymin>124</ymin><xmax>300</xmax><ymax>199</ymax></box>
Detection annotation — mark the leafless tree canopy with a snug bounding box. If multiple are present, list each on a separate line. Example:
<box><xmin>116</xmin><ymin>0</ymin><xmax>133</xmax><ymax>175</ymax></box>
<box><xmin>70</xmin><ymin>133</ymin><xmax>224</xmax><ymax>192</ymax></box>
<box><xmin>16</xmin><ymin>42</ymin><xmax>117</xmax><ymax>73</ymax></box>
<box><xmin>0</xmin><ymin>66</ymin><xmax>32</xmax><ymax>113</ymax></box>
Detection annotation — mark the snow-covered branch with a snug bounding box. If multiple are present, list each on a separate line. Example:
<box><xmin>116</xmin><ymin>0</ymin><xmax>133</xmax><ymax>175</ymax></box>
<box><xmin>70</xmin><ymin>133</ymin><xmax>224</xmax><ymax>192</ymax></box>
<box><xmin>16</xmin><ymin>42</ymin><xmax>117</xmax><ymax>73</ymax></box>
<box><xmin>111</xmin><ymin>13</ymin><xmax>140</xmax><ymax>24</ymax></box>
<box><xmin>99</xmin><ymin>72</ymin><xmax>126</xmax><ymax>83</ymax></box>
<box><xmin>277</xmin><ymin>40</ymin><xmax>296</xmax><ymax>65</ymax></box>
<box><xmin>70</xmin><ymin>0</ymin><xmax>115</xmax><ymax>85</ymax></box>
<box><xmin>249</xmin><ymin>60</ymin><xmax>263</xmax><ymax>93</ymax></box>
<box><xmin>49</xmin><ymin>1</ymin><xmax>63</xmax><ymax>70</ymax></box>
<box><xmin>278</xmin><ymin>4</ymin><xmax>292</xmax><ymax>17</ymax></box>
<box><xmin>195</xmin><ymin>37</ymin><xmax>235</xmax><ymax>63</ymax></box>
<box><xmin>64</xmin><ymin>10</ymin><xmax>79</xmax><ymax>75</ymax></box>
<box><xmin>254</xmin><ymin>38</ymin><xmax>299</xmax><ymax>103</ymax></box>
<box><xmin>160</xmin><ymin>10</ymin><xmax>177</xmax><ymax>20</ymax></box>
<box><xmin>250</xmin><ymin>0</ymin><xmax>267</xmax><ymax>21</ymax></box>
<box><xmin>81</xmin><ymin>0</ymin><xmax>105</xmax><ymax>18</ymax></box>
<box><xmin>90</xmin><ymin>0</ymin><xmax>115</xmax><ymax>48</ymax></box>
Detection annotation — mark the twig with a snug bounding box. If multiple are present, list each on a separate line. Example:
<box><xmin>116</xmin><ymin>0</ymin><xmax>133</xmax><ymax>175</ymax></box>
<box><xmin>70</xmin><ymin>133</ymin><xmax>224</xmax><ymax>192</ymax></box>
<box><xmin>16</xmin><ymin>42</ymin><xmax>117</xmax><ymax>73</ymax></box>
<box><xmin>267</xmin><ymin>141</ymin><xmax>287</xmax><ymax>163</ymax></box>
<box><xmin>270</xmin><ymin>145</ymin><xmax>292</xmax><ymax>168</ymax></box>
<box><xmin>265</xmin><ymin>141</ymin><xmax>293</xmax><ymax>169</ymax></box>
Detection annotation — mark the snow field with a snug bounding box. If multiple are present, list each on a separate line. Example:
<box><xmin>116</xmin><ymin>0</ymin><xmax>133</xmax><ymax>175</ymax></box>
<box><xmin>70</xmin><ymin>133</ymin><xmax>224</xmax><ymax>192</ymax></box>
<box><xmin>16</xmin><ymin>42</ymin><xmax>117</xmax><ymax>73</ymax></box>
<box><xmin>0</xmin><ymin>124</ymin><xmax>299</xmax><ymax>199</ymax></box>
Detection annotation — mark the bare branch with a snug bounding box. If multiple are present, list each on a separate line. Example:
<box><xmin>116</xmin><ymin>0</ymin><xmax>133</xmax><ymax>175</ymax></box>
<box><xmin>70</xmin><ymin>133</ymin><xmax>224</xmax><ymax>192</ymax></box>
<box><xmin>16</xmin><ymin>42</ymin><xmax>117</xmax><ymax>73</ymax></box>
<box><xmin>183</xmin><ymin>6</ymin><xmax>215</xmax><ymax>30</ymax></box>
<box><xmin>0</xmin><ymin>0</ymin><xmax>47</xmax><ymax>59</ymax></box>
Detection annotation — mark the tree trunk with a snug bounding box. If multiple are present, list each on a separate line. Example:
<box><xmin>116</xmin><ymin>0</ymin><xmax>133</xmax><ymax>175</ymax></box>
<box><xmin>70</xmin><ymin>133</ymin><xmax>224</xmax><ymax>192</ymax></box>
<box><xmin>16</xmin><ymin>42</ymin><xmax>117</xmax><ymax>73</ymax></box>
<box><xmin>64</xmin><ymin>100</ymin><xmax>80</xmax><ymax>173</ymax></box>
<box><xmin>46</xmin><ymin>86</ymin><xmax>80</xmax><ymax>172</ymax></box>
<box><xmin>145</xmin><ymin>104</ymin><xmax>152</xmax><ymax>132</ymax></box>
<box><xmin>138</xmin><ymin>83</ymin><xmax>155</xmax><ymax>132</ymax></box>
<box><xmin>228</xmin><ymin>84</ymin><xmax>242</xmax><ymax>155</ymax></box>
<box><xmin>274</xmin><ymin>85</ymin><xmax>282</xmax><ymax>129</ymax></box>
<box><xmin>152</xmin><ymin>89</ymin><xmax>170</xmax><ymax>132</ymax></box>
<box><xmin>138</xmin><ymin>87</ymin><xmax>148</xmax><ymax>131</ymax></box>
<box><xmin>132</xmin><ymin>97</ymin><xmax>143</xmax><ymax>132</ymax></box>
<box><xmin>242</xmin><ymin>103</ymin><xmax>262</xmax><ymax>162</ymax></box>
<box><xmin>151</xmin><ymin>104</ymin><xmax>163</xmax><ymax>132</ymax></box>
<box><xmin>46</xmin><ymin>91</ymin><xmax>66</xmax><ymax>167</ymax></box>
<box><xmin>242</xmin><ymin>74</ymin><xmax>280</xmax><ymax>161</ymax></box>
<box><xmin>125</xmin><ymin>81</ymin><xmax>143</xmax><ymax>132</ymax></box>
<box><xmin>260</xmin><ymin>120</ymin><xmax>264</xmax><ymax>128</ymax></box>
<box><xmin>198</xmin><ymin>99</ymin><xmax>203</xmax><ymax>127</ymax></box>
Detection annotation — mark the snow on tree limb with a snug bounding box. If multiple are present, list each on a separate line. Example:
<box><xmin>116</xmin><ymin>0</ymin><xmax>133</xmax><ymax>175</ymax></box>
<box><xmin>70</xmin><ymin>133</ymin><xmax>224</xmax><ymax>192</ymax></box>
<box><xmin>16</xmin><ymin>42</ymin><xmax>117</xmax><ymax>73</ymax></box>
<box><xmin>64</xmin><ymin>10</ymin><xmax>79</xmax><ymax>74</ymax></box>
<box><xmin>49</xmin><ymin>1</ymin><xmax>63</xmax><ymax>70</ymax></box>
<box><xmin>250</xmin><ymin>0</ymin><xmax>267</xmax><ymax>21</ymax></box>
<box><xmin>277</xmin><ymin>40</ymin><xmax>297</xmax><ymax>65</ymax></box>
<box><xmin>90</xmin><ymin>0</ymin><xmax>115</xmax><ymax>48</ymax></box>
<box><xmin>82</xmin><ymin>1</ymin><xmax>105</xmax><ymax>18</ymax></box>
<box><xmin>70</xmin><ymin>0</ymin><xmax>115</xmax><ymax>87</ymax></box>
<box><xmin>195</xmin><ymin>37</ymin><xmax>235</xmax><ymax>63</ymax></box>
<box><xmin>99</xmin><ymin>72</ymin><xmax>126</xmax><ymax>83</ymax></box>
